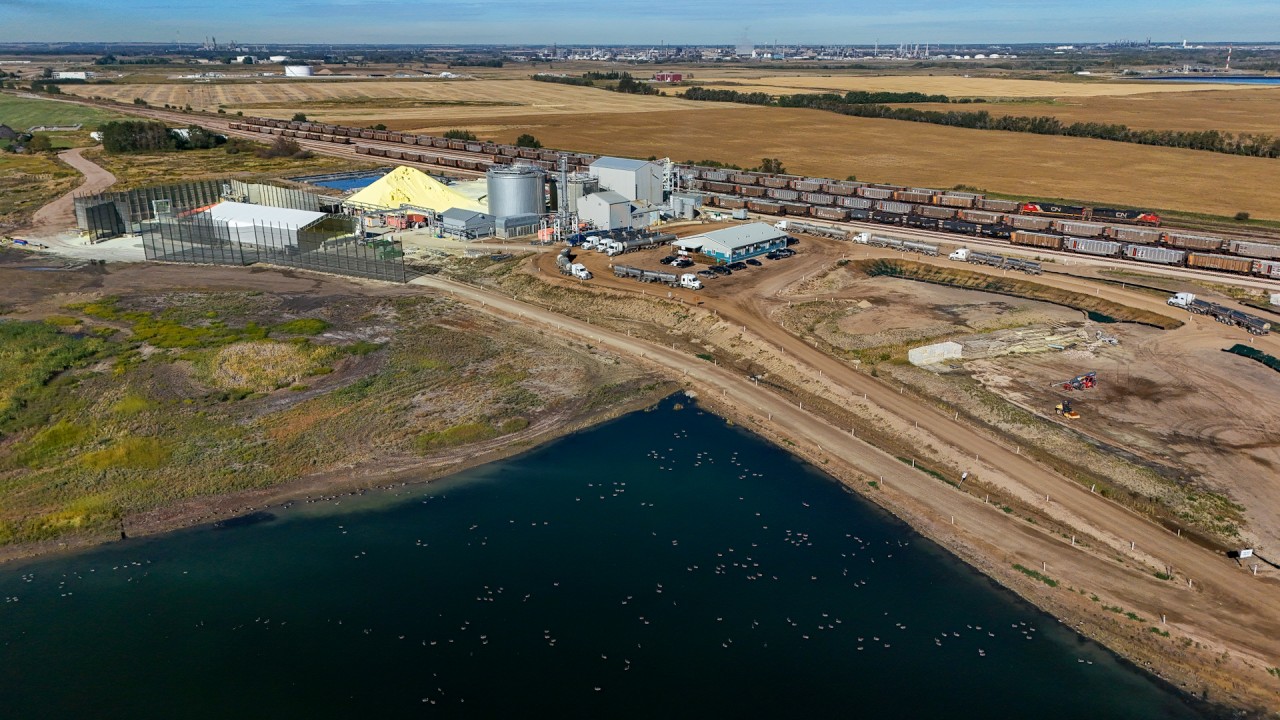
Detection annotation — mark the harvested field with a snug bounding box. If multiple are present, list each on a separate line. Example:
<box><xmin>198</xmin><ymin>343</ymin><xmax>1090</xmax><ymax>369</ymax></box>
<box><xmin>475</xmin><ymin>106</ymin><xmax>1280</xmax><ymax>219</ymax></box>
<box><xmin>687</xmin><ymin>74</ymin><xmax>1248</xmax><ymax>98</ymax></box>
<box><xmin>61</xmin><ymin>80</ymin><xmax>711</xmax><ymax>124</ymax></box>
<box><xmin>894</xmin><ymin>88</ymin><xmax>1280</xmax><ymax>137</ymax></box>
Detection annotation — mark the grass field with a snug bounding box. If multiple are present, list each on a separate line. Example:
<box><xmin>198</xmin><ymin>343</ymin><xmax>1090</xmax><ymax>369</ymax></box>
<box><xmin>0</xmin><ymin>92</ymin><xmax>126</xmax><ymax>130</ymax></box>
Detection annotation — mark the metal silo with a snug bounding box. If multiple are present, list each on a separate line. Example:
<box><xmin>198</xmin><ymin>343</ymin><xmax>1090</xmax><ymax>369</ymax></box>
<box><xmin>487</xmin><ymin>165</ymin><xmax>545</xmax><ymax>219</ymax></box>
<box><xmin>551</xmin><ymin>173</ymin><xmax>598</xmax><ymax>214</ymax></box>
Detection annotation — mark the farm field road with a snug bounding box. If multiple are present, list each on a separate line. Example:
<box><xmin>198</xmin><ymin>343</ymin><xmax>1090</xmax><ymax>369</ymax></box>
<box><xmin>26</xmin><ymin>148</ymin><xmax>116</xmax><ymax>235</ymax></box>
<box><xmin>413</xmin><ymin>269</ymin><xmax>1280</xmax><ymax>704</ymax></box>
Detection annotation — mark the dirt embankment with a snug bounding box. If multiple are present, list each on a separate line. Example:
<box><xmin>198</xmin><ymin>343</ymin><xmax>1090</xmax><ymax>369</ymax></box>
<box><xmin>853</xmin><ymin>258</ymin><xmax>1184</xmax><ymax>329</ymax></box>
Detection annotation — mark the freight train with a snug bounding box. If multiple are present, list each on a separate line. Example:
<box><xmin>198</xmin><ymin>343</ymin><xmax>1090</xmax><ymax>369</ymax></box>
<box><xmin>700</xmin><ymin>190</ymin><xmax>1280</xmax><ymax>280</ymax></box>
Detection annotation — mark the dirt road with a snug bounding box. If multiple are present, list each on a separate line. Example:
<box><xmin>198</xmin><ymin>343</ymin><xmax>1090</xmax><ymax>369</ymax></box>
<box><xmin>26</xmin><ymin>148</ymin><xmax>117</xmax><ymax>237</ymax></box>
<box><xmin>413</xmin><ymin>268</ymin><xmax>1280</xmax><ymax>709</ymax></box>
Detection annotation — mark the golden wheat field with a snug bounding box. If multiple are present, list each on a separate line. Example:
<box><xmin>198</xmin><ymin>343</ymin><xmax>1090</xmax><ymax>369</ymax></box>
<box><xmin>891</xmin><ymin>89</ymin><xmax>1280</xmax><ymax>136</ymax></box>
<box><xmin>684</xmin><ymin>74</ymin><xmax>1244</xmax><ymax>98</ymax></box>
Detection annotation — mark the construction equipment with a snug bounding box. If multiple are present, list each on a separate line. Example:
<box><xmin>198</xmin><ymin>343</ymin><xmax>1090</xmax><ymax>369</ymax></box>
<box><xmin>1056</xmin><ymin>371</ymin><xmax>1097</xmax><ymax>391</ymax></box>
<box><xmin>1055</xmin><ymin>400</ymin><xmax>1080</xmax><ymax>419</ymax></box>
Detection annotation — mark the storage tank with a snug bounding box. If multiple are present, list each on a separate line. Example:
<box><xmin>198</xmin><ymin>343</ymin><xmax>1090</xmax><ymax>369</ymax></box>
<box><xmin>550</xmin><ymin>173</ymin><xmax>597</xmax><ymax>214</ymax></box>
<box><xmin>284</xmin><ymin>65</ymin><xmax>313</xmax><ymax>77</ymax></box>
<box><xmin>487</xmin><ymin>164</ymin><xmax>545</xmax><ymax>219</ymax></box>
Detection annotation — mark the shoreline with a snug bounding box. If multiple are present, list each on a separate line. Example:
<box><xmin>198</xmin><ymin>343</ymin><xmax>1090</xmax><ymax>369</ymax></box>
<box><xmin>690</xmin><ymin>391</ymin><xmax>1272</xmax><ymax>717</ymax></box>
<box><xmin>1</xmin><ymin>388</ymin><xmax>1249</xmax><ymax>716</ymax></box>
<box><xmin>0</xmin><ymin>383</ymin><xmax>680</xmax><ymax>567</ymax></box>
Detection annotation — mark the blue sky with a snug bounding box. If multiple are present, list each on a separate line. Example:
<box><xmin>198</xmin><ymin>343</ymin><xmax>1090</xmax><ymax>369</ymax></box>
<box><xmin>1</xmin><ymin>0</ymin><xmax>1276</xmax><ymax>45</ymax></box>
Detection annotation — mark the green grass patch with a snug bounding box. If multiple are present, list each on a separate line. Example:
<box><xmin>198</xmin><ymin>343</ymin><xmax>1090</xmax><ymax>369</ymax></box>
<box><xmin>274</xmin><ymin>318</ymin><xmax>331</xmax><ymax>336</ymax></box>
<box><xmin>0</xmin><ymin>320</ymin><xmax>111</xmax><ymax>434</ymax></box>
<box><xmin>854</xmin><ymin>259</ymin><xmax>1182</xmax><ymax>329</ymax></box>
<box><xmin>1150</xmin><ymin>627</ymin><xmax>1170</xmax><ymax>637</ymax></box>
<box><xmin>110</xmin><ymin>393</ymin><xmax>154</xmax><ymax>416</ymax></box>
<box><xmin>414</xmin><ymin>422</ymin><xmax>500</xmax><ymax>453</ymax></box>
<box><xmin>79</xmin><ymin>437</ymin><xmax>169</xmax><ymax>470</ymax></box>
<box><xmin>1012</xmin><ymin>563</ymin><xmax>1059</xmax><ymax>588</ymax></box>
<box><xmin>7</xmin><ymin>420</ymin><xmax>92</xmax><ymax>468</ymax></box>
<box><xmin>42</xmin><ymin>315</ymin><xmax>81</xmax><ymax>327</ymax></box>
<box><xmin>0</xmin><ymin>93</ymin><xmax>126</xmax><ymax>130</ymax></box>
<box><xmin>343</xmin><ymin>340</ymin><xmax>382</xmax><ymax>356</ymax></box>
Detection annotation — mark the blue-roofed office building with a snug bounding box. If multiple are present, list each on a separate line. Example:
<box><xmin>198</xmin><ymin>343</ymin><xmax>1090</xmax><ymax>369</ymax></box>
<box><xmin>670</xmin><ymin>222</ymin><xmax>789</xmax><ymax>263</ymax></box>
<box><xmin>588</xmin><ymin>157</ymin><xmax>664</xmax><ymax>205</ymax></box>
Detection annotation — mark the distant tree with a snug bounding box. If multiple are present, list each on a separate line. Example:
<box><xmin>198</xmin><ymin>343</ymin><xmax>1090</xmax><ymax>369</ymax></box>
<box><xmin>515</xmin><ymin>133</ymin><xmax>542</xmax><ymax>149</ymax></box>
<box><xmin>132</xmin><ymin>97</ymin><xmax>148</xmax><ymax>106</ymax></box>
<box><xmin>25</xmin><ymin>134</ymin><xmax>53</xmax><ymax>152</ymax></box>
<box><xmin>443</xmin><ymin>129</ymin><xmax>477</xmax><ymax>141</ymax></box>
<box><xmin>257</xmin><ymin>135</ymin><xmax>310</xmax><ymax>159</ymax></box>
<box><xmin>756</xmin><ymin>158</ymin><xmax>786</xmax><ymax>174</ymax></box>
<box><xmin>100</xmin><ymin>120</ymin><xmax>176</xmax><ymax>153</ymax></box>
<box><xmin>40</xmin><ymin>67</ymin><xmax>53</xmax><ymax>79</ymax></box>
<box><xmin>846</xmin><ymin>174</ymin><xmax>858</xmax><ymax>182</ymax></box>
<box><xmin>371</xmin><ymin>123</ymin><xmax>387</xmax><ymax>131</ymax></box>
<box><xmin>1235</xmin><ymin>212</ymin><xmax>1251</xmax><ymax>221</ymax></box>
<box><xmin>292</xmin><ymin>112</ymin><xmax>308</xmax><ymax>122</ymax></box>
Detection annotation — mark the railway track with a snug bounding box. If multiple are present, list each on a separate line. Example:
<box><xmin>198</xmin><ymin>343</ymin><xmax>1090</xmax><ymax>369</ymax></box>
<box><xmin>752</xmin><ymin>213</ymin><xmax>1280</xmax><ymax>292</ymax></box>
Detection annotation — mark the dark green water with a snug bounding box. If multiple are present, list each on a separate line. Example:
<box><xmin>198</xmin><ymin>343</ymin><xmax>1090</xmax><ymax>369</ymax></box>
<box><xmin>0</xmin><ymin>398</ymin><xmax>1206</xmax><ymax>718</ymax></box>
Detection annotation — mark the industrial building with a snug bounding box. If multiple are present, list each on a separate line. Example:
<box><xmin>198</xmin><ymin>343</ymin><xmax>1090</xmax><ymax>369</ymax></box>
<box><xmin>670</xmin><ymin>222</ymin><xmax>788</xmax><ymax>263</ymax></box>
<box><xmin>201</xmin><ymin>202</ymin><xmax>327</xmax><ymax>247</ymax></box>
<box><xmin>440</xmin><ymin>208</ymin><xmax>496</xmax><ymax>239</ymax></box>
<box><xmin>589</xmin><ymin>157</ymin><xmax>663</xmax><ymax>205</ymax></box>
<box><xmin>578</xmin><ymin>191</ymin><xmax>633</xmax><ymax>231</ymax></box>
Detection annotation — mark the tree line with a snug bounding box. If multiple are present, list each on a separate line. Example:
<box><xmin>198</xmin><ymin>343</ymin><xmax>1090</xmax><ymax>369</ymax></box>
<box><xmin>682</xmin><ymin>87</ymin><xmax>1280</xmax><ymax>158</ymax></box>
<box><xmin>532</xmin><ymin>72</ymin><xmax>657</xmax><ymax>95</ymax></box>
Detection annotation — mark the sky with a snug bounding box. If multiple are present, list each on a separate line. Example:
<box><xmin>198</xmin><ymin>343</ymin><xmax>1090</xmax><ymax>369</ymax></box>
<box><xmin>1</xmin><ymin>0</ymin><xmax>1277</xmax><ymax>45</ymax></box>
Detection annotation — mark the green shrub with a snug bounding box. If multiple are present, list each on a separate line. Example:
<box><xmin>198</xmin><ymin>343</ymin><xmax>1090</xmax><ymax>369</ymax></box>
<box><xmin>80</xmin><ymin>437</ymin><xmax>169</xmax><ymax>470</ymax></box>
<box><xmin>274</xmin><ymin>318</ymin><xmax>330</xmax><ymax>336</ymax></box>
<box><xmin>414</xmin><ymin>422</ymin><xmax>499</xmax><ymax>453</ymax></box>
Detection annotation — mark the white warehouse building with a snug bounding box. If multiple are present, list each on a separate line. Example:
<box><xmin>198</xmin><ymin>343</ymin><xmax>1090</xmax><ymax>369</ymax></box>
<box><xmin>578</xmin><ymin>191</ymin><xmax>632</xmax><ymax>231</ymax></box>
<box><xmin>589</xmin><ymin>157</ymin><xmax>663</xmax><ymax>205</ymax></box>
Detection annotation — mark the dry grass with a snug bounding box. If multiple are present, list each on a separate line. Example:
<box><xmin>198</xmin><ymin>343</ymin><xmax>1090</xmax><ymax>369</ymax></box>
<box><xmin>473</xmin><ymin>106</ymin><xmax>1280</xmax><ymax>219</ymax></box>
<box><xmin>210</xmin><ymin>341</ymin><xmax>318</xmax><ymax>392</ymax></box>
<box><xmin>893</xmin><ymin>88</ymin><xmax>1280</xmax><ymax>136</ymax></box>
<box><xmin>686</xmin><ymin>74</ymin><xmax>1251</xmax><ymax>98</ymax></box>
<box><xmin>0</xmin><ymin>151</ymin><xmax>82</xmax><ymax>227</ymax></box>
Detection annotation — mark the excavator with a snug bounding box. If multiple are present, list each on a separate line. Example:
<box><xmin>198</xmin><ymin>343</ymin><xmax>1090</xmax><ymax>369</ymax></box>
<box><xmin>1055</xmin><ymin>400</ymin><xmax>1080</xmax><ymax>420</ymax></box>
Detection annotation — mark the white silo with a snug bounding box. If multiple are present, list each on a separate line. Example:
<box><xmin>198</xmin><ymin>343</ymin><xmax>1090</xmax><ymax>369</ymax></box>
<box><xmin>487</xmin><ymin>165</ymin><xmax>545</xmax><ymax>219</ymax></box>
<box><xmin>284</xmin><ymin>65</ymin><xmax>313</xmax><ymax>77</ymax></box>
